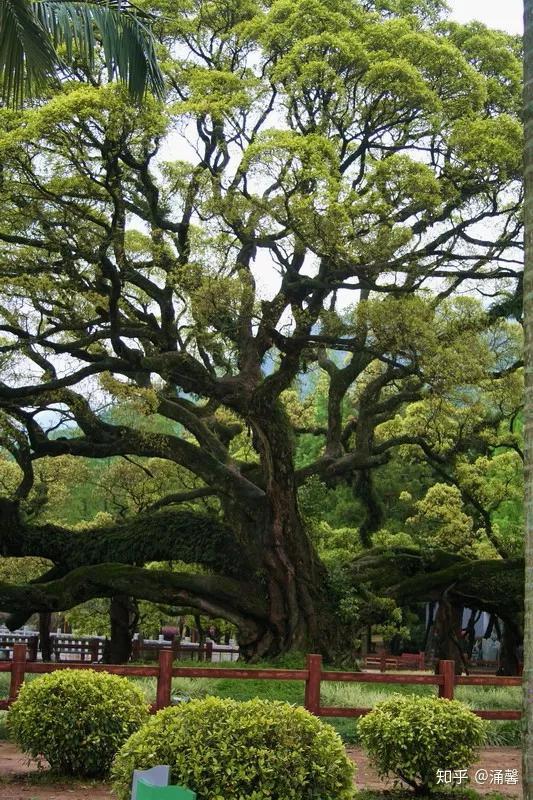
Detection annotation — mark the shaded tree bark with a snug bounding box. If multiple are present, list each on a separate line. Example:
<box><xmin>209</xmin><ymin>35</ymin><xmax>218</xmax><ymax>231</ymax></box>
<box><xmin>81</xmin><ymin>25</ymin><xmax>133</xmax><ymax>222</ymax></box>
<box><xmin>500</xmin><ymin>619</ymin><xmax>521</xmax><ymax>676</ymax></box>
<box><xmin>245</xmin><ymin>406</ymin><xmax>339</xmax><ymax>658</ymax></box>
<box><xmin>108</xmin><ymin>595</ymin><xmax>137</xmax><ymax>663</ymax></box>
<box><xmin>39</xmin><ymin>612</ymin><xmax>52</xmax><ymax>662</ymax></box>
<box><xmin>431</xmin><ymin>596</ymin><xmax>466</xmax><ymax>676</ymax></box>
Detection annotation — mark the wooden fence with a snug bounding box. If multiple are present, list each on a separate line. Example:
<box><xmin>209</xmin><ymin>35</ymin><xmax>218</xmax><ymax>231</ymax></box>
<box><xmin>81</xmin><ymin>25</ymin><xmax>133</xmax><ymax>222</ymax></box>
<box><xmin>0</xmin><ymin>645</ymin><xmax>521</xmax><ymax>720</ymax></box>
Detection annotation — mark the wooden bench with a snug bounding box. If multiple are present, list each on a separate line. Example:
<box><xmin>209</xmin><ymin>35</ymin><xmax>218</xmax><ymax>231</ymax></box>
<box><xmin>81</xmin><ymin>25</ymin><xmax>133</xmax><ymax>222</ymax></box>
<box><xmin>51</xmin><ymin>636</ymin><xmax>104</xmax><ymax>662</ymax></box>
<box><xmin>0</xmin><ymin>634</ymin><xmax>38</xmax><ymax>661</ymax></box>
<box><xmin>364</xmin><ymin>652</ymin><xmax>426</xmax><ymax>671</ymax></box>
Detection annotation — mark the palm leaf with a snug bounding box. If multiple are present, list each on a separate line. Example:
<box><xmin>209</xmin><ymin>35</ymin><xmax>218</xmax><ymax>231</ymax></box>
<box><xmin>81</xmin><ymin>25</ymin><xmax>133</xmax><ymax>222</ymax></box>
<box><xmin>1</xmin><ymin>0</ymin><xmax>165</xmax><ymax>106</ymax></box>
<box><xmin>35</xmin><ymin>1</ymin><xmax>165</xmax><ymax>101</ymax></box>
<box><xmin>0</xmin><ymin>0</ymin><xmax>58</xmax><ymax>106</ymax></box>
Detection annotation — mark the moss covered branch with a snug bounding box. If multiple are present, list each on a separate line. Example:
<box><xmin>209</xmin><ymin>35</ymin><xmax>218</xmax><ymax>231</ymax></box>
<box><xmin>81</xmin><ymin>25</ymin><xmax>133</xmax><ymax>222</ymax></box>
<box><xmin>351</xmin><ymin>547</ymin><xmax>523</xmax><ymax>617</ymax></box>
<box><xmin>0</xmin><ymin>564</ymin><xmax>268</xmax><ymax>633</ymax></box>
<box><xmin>1</xmin><ymin>508</ymin><xmax>253</xmax><ymax>577</ymax></box>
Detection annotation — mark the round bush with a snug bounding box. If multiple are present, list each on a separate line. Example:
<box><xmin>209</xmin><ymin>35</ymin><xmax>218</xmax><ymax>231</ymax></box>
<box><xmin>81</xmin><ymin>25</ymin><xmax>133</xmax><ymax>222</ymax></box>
<box><xmin>112</xmin><ymin>697</ymin><xmax>355</xmax><ymax>800</ymax></box>
<box><xmin>8</xmin><ymin>669</ymin><xmax>150</xmax><ymax>777</ymax></box>
<box><xmin>358</xmin><ymin>694</ymin><xmax>488</xmax><ymax>794</ymax></box>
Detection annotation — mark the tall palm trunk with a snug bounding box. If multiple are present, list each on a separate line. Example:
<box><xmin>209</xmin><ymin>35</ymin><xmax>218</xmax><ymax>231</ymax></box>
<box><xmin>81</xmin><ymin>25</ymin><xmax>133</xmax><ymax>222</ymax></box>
<box><xmin>523</xmin><ymin>2</ymin><xmax>533</xmax><ymax>796</ymax></box>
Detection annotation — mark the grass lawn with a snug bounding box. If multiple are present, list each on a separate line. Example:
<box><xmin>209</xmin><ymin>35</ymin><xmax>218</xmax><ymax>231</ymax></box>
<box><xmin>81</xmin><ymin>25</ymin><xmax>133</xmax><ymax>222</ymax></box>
<box><xmin>0</xmin><ymin>664</ymin><xmax>522</xmax><ymax>745</ymax></box>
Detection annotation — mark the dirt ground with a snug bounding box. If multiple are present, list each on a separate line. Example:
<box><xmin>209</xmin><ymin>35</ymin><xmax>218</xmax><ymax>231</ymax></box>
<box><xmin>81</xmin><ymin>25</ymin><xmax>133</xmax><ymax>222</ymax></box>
<box><xmin>0</xmin><ymin>742</ymin><xmax>523</xmax><ymax>799</ymax></box>
<box><xmin>0</xmin><ymin>742</ymin><xmax>114</xmax><ymax>799</ymax></box>
<box><xmin>347</xmin><ymin>747</ymin><xmax>522</xmax><ymax>797</ymax></box>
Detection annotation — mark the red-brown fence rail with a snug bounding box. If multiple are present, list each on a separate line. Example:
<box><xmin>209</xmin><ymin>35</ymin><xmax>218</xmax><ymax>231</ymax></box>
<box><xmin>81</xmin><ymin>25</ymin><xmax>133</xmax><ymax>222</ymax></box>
<box><xmin>0</xmin><ymin>645</ymin><xmax>521</xmax><ymax>720</ymax></box>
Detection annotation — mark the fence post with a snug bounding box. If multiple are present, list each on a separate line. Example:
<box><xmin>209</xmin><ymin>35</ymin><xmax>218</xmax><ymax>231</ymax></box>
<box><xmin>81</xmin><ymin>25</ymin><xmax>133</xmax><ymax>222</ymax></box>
<box><xmin>156</xmin><ymin>648</ymin><xmax>173</xmax><ymax>710</ymax></box>
<box><xmin>304</xmin><ymin>654</ymin><xmax>322</xmax><ymax>715</ymax></box>
<box><xmin>438</xmin><ymin>659</ymin><xmax>455</xmax><ymax>700</ymax></box>
<box><xmin>379</xmin><ymin>652</ymin><xmax>386</xmax><ymax>673</ymax></box>
<box><xmin>9</xmin><ymin>643</ymin><xmax>27</xmax><ymax>703</ymax></box>
<box><xmin>418</xmin><ymin>651</ymin><xmax>425</xmax><ymax>671</ymax></box>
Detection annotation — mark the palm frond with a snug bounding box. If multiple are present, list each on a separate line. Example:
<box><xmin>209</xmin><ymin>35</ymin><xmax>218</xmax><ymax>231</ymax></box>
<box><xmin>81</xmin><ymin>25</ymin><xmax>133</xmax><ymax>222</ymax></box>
<box><xmin>0</xmin><ymin>0</ymin><xmax>165</xmax><ymax>106</ymax></box>
<box><xmin>0</xmin><ymin>0</ymin><xmax>58</xmax><ymax>106</ymax></box>
<box><xmin>34</xmin><ymin>1</ymin><xmax>165</xmax><ymax>101</ymax></box>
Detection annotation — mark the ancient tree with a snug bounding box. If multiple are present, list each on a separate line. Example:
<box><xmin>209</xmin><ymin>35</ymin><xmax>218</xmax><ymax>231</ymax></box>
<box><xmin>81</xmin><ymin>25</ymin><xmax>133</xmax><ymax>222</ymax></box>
<box><xmin>0</xmin><ymin>0</ymin><xmax>523</xmax><ymax>660</ymax></box>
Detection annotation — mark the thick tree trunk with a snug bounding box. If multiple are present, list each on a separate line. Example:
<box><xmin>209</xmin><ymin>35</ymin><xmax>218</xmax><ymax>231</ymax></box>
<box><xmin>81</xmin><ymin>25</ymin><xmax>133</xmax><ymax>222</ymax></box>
<box><xmin>499</xmin><ymin>618</ymin><xmax>522</xmax><ymax>676</ymax></box>
<box><xmin>431</xmin><ymin>597</ymin><xmax>467</xmax><ymax>676</ymax></box>
<box><xmin>464</xmin><ymin>609</ymin><xmax>480</xmax><ymax>660</ymax></box>
<box><xmin>239</xmin><ymin>490</ymin><xmax>335</xmax><ymax>660</ymax></box>
<box><xmin>39</xmin><ymin>612</ymin><xmax>52</xmax><ymax>661</ymax></box>
<box><xmin>108</xmin><ymin>595</ymin><xmax>136</xmax><ymax>663</ymax></box>
<box><xmin>241</xmin><ymin>406</ymin><xmax>338</xmax><ymax>660</ymax></box>
<box><xmin>353</xmin><ymin>469</ymin><xmax>384</xmax><ymax>548</ymax></box>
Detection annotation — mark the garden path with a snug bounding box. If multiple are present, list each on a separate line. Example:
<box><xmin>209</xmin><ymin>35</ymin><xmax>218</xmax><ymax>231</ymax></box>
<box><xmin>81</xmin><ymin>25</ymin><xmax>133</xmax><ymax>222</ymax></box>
<box><xmin>0</xmin><ymin>742</ymin><xmax>522</xmax><ymax>798</ymax></box>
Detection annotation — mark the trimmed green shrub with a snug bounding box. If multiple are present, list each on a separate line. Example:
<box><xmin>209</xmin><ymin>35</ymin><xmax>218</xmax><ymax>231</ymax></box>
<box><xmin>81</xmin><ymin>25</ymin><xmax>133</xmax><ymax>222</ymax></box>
<box><xmin>358</xmin><ymin>694</ymin><xmax>488</xmax><ymax>794</ymax></box>
<box><xmin>8</xmin><ymin>669</ymin><xmax>150</xmax><ymax>777</ymax></box>
<box><xmin>112</xmin><ymin>697</ymin><xmax>355</xmax><ymax>800</ymax></box>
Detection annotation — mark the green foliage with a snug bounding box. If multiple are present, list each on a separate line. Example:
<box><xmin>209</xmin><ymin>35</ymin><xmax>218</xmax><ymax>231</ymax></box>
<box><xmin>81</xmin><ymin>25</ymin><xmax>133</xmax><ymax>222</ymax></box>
<box><xmin>64</xmin><ymin>597</ymin><xmax>111</xmax><ymax>635</ymax></box>
<box><xmin>312</xmin><ymin>519</ymin><xmax>362</xmax><ymax>558</ymax></box>
<box><xmin>8</xmin><ymin>669</ymin><xmax>149</xmax><ymax>777</ymax></box>
<box><xmin>0</xmin><ymin>555</ymin><xmax>51</xmax><ymax>584</ymax></box>
<box><xmin>406</xmin><ymin>484</ymin><xmax>475</xmax><ymax>554</ymax></box>
<box><xmin>358</xmin><ymin>695</ymin><xmax>488</xmax><ymax>794</ymax></box>
<box><xmin>112</xmin><ymin>697</ymin><xmax>355</xmax><ymax>800</ymax></box>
